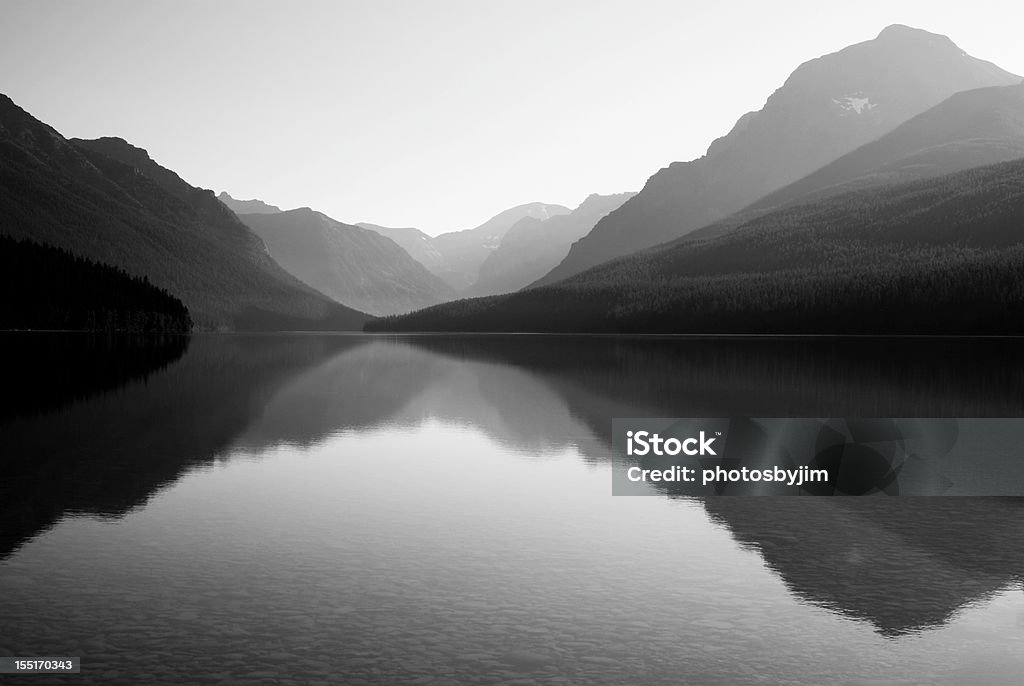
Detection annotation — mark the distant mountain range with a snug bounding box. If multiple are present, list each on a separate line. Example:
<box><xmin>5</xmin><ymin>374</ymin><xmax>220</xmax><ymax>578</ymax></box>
<box><xmin>6</xmin><ymin>24</ymin><xmax>1024</xmax><ymax>336</ymax></box>
<box><xmin>362</xmin><ymin>202</ymin><xmax>571</xmax><ymax>291</ymax></box>
<box><xmin>468</xmin><ymin>193</ymin><xmax>635</xmax><ymax>297</ymax></box>
<box><xmin>238</xmin><ymin>208</ymin><xmax>455</xmax><ymax>316</ymax></box>
<box><xmin>218</xmin><ymin>192</ymin><xmax>282</xmax><ymax>215</ymax></box>
<box><xmin>0</xmin><ymin>94</ymin><xmax>369</xmax><ymax>331</ymax></box>
<box><xmin>219</xmin><ymin>197</ymin><xmax>579</xmax><ymax>309</ymax></box>
<box><xmin>370</xmin><ymin>152</ymin><xmax>1024</xmax><ymax>334</ymax></box>
<box><xmin>533</xmin><ymin>24</ymin><xmax>1021</xmax><ymax>286</ymax></box>
<box><xmin>355</xmin><ymin>223</ymin><xmax>449</xmax><ymax>276</ymax></box>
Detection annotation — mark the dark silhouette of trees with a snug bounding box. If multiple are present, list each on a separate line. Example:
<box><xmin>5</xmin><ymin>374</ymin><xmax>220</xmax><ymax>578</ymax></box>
<box><xmin>0</xmin><ymin>236</ymin><xmax>192</xmax><ymax>333</ymax></box>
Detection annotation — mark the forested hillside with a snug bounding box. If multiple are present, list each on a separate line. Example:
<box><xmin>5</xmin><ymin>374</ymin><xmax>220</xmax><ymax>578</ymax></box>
<box><xmin>368</xmin><ymin>158</ymin><xmax>1024</xmax><ymax>334</ymax></box>
<box><xmin>0</xmin><ymin>236</ymin><xmax>192</xmax><ymax>333</ymax></box>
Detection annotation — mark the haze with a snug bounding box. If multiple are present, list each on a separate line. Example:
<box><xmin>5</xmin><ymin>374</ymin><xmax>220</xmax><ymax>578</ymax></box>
<box><xmin>2</xmin><ymin>0</ymin><xmax>1021</xmax><ymax>235</ymax></box>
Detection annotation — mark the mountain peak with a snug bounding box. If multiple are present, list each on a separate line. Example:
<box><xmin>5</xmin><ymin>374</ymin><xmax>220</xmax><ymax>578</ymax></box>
<box><xmin>0</xmin><ymin>92</ymin><xmax>67</xmax><ymax>153</ymax></box>
<box><xmin>875</xmin><ymin>24</ymin><xmax>958</xmax><ymax>49</ymax></box>
<box><xmin>219</xmin><ymin>192</ymin><xmax>283</xmax><ymax>215</ymax></box>
<box><xmin>877</xmin><ymin>24</ymin><xmax>928</xmax><ymax>38</ymax></box>
<box><xmin>576</xmin><ymin>192</ymin><xmax>637</xmax><ymax>213</ymax></box>
<box><xmin>534</xmin><ymin>25</ymin><xmax>1020</xmax><ymax>287</ymax></box>
<box><xmin>72</xmin><ymin>136</ymin><xmax>199</xmax><ymax>204</ymax></box>
<box><xmin>79</xmin><ymin>136</ymin><xmax>153</xmax><ymax>162</ymax></box>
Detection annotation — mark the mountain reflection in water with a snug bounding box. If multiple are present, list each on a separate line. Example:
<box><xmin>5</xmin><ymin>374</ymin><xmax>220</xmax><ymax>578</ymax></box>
<box><xmin>2</xmin><ymin>333</ymin><xmax>1023</xmax><ymax>649</ymax></box>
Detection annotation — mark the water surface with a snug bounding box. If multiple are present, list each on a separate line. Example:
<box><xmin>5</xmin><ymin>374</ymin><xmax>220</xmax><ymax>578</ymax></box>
<box><xmin>2</xmin><ymin>333</ymin><xmax>1023</xmax><ymax>684</ymax></box>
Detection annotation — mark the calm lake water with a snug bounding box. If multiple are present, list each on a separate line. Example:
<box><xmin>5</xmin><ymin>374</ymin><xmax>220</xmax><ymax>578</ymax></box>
<box><xmin>2</xmin><ymin>333</ymin><xmax>1024</xmax><ymax>685</ymax></box>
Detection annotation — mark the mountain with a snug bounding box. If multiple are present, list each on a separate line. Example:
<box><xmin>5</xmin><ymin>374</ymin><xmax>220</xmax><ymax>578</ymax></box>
<box><xmin>368</xmin><ymin>156</ymin><xmax>1024</xmax><ymax>334</ymax></box>
<box><xmin>704</xmin><ymin>498</ymin><xmax>1024</xmax><ymax>637</ymax></box>
<box><xmin>0</xmin><ymin>94</ymin><xmax>368</xmax><ymax>330</ymax></box>
<box><xmin>468</xmin><ymin>193</ymin><xmax>635</xmax><ymax>297</ymax></box>
<box><xmin>238</xmin><ymin>208</ymin><xmax>456</xmax><ymax>316</ymax></box>
<box><xmin>364</xmin><ymin>202</ymin><xmax>571</xmax><ymax>291</ymax></box>
<box><xmin>218</xmin><ymin>191</ymin><xmax>282</xmax><ymax>215</ymax></box>
<box><xmin>683</xmin><ymin>82</ymin><xmax>1024</xmax><ymax>243</ymax></box>
<box><xmin>533</xmin><ymin>25</ymin><xmax>1021</xmax><ymax>287</ymax></box>
<box><xmin>356</xmin><ymin>222</ymin><xmax>448</xmax><ymax>275</ymax></box>
<box><xmin>744</xmin><ymin>82</ymin><xmax>1024</xmax><ymax>214</ymax></box>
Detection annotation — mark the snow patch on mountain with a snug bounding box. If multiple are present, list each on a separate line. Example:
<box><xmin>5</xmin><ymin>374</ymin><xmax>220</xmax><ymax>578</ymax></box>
<box><xmin>833</xmin><ymin>96</ymin><xmax>878</xmax><ymax>115</ymax></box>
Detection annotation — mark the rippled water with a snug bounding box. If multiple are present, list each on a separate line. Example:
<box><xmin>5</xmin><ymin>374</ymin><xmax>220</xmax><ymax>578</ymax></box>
<box><xmin>2</xmin><ymin>333</ymin><xmax>1024</xmax><ymax>684</ymax></box>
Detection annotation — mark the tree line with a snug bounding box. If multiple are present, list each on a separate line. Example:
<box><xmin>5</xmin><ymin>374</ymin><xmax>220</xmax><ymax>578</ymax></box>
<box><xmin>0</xmin><ymin>235</ymin><xmax>193</xmax><ymax>333</ymax></box>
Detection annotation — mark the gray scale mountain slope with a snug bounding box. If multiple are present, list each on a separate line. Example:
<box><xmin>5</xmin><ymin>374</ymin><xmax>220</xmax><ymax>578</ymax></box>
<box><xmin>363</xmin><ymin>202</ymin><xmax>571</xmax><ymax>291</ymax></box>
<box><xmin>218</xmin><ymin>192</ymin><xmax>283</xmax><ymax>215</ymax></box>
<box><xmin>240</xmin><ymin>208</ymin><xmax>456</xmax><ymax>316</ymax></box>
<box><xmin>534</xmin><ymin>24</ymin><xmax>1021</xmax><ymax>287</ymax></box>
<box><xmin>0</xmin><ymin>94</ymin><xmax>368</xmax><ymax>331</ymax></box>
<box><xmin>469</xmin><ymin>193</ymin><xmax>635</xmax><ymax>297</ymax></box>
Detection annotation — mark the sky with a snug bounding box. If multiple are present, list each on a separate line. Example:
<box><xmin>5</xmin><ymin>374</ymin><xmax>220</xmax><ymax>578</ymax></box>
<box><xmin>1</xmin><ymin>1</ymin><xmax>1022</xmax><ymax>235</ymax></box>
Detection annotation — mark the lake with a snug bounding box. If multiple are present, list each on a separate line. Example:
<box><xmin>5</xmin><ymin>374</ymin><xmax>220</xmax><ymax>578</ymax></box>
<box><xmin>2</xmin><ymin>333</ymin><xmax>1024</xmax><ymax>685</ymax></box>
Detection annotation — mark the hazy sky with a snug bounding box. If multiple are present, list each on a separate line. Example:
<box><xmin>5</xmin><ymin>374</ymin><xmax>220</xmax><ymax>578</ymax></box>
<box><xmin>2</xmin><ymin>1</ymin><xmax>1022</xmax><ymax>235</ymax></box>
